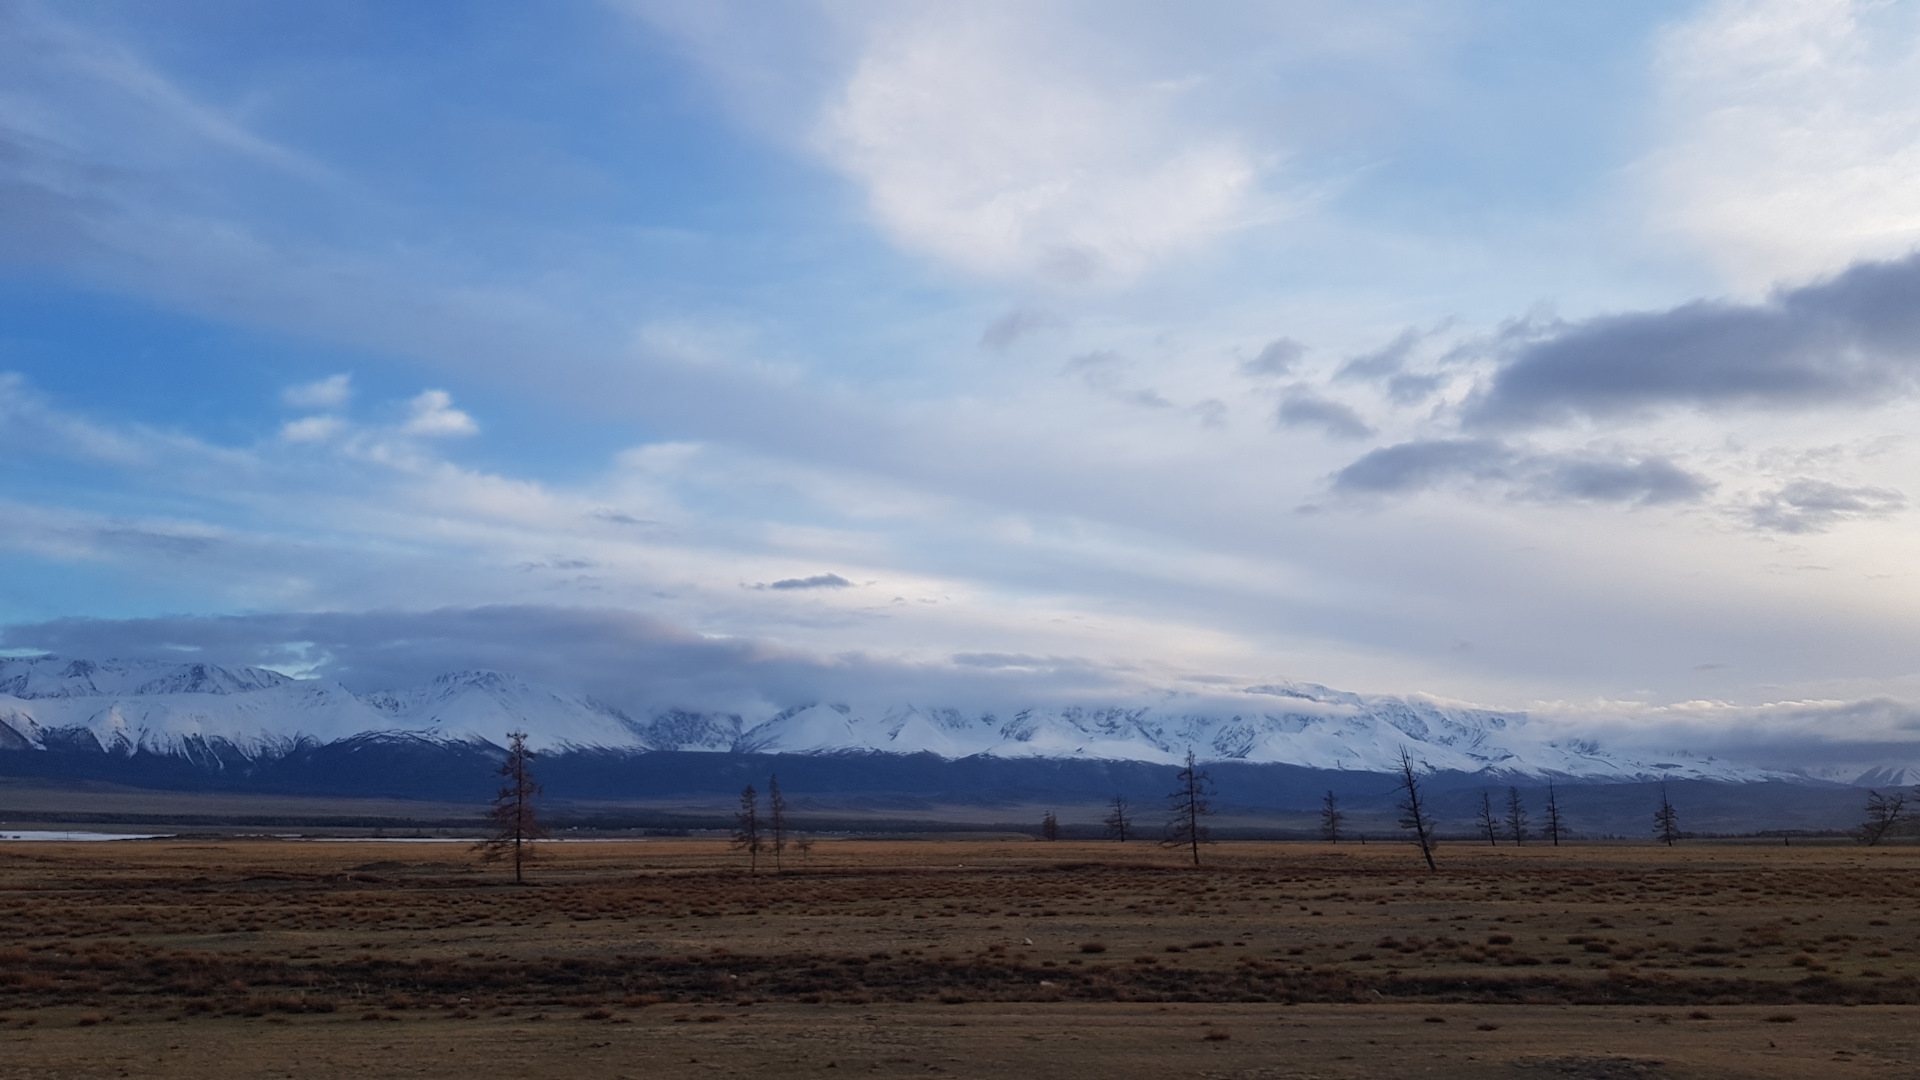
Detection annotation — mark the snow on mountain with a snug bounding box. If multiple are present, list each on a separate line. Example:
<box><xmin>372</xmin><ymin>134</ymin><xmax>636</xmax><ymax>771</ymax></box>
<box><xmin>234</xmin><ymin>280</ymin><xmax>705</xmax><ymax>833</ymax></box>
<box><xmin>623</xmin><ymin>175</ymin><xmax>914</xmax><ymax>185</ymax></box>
<box><xmin>0</xmin><ymin>678</ymin><xmax>379</xmax><ymax>760</ymax></box>
<box><xmin>609</xmin><ymin>685</ymin><xmax>1786</xmax><ymax>782</ymax></box>
<box><xmin>0</xmin><ymin>656</ymin><xmax>1831</xmax><ymax>782</ymax></box>
<box><xmin>1789</xmin><ymin>764</ymin><xmax>1919</xmax><ymax>788</ymax></box>
<box><xmin>360</xmin><ymin>670</ymin><xmax>645</xmax><ymax>752</ymax></box>
<box><xmin>0</xmin><ymin>659</ymin><xmax>647</xmax><ymax>758</ymax></box>
<box><xmin>656</xmin><ymin>687</ymin><xmax>1780</xmax><ymax>782</ymax></box>
<box><xmin>0</xmin><ymin>657</ymin><xmax>293</xmax><ymax>700</ymax></box>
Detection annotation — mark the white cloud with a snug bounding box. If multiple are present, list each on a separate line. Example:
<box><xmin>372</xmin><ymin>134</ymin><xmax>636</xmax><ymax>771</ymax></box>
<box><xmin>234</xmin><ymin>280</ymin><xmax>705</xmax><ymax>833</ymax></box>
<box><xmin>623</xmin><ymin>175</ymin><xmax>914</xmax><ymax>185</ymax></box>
<box><xmin>401</xmin><ymin>389</ymin><xmax>478</xmax><ymax>437</ymax></box>
<box><xmin>1528</xmin><ymin>695</ymin><xmax>1920</xmax><ymax>777</ymax></box>
<box><xmin>281</xmin><ymin>373</ymin><xmax>352</xmax><ymax>410</ymax></box>
<box><xmin>1645</xmin><ymin>0</ymin><xmax>1920</xmax><ymax>288</ymax></box>
<box><xmin>815</xmin><ymin>6</ymin><xmax>1259</xmax><ymax>282</ymax></box>
<box><xmin>11</xmin><ymin>3</ymin><xmax>1920</xmax><ymax>743</ymax></box>
<box><xmin>278</xmin><ymin>415</ymin><xmax>344</xmax><ymax>443</ymax></box>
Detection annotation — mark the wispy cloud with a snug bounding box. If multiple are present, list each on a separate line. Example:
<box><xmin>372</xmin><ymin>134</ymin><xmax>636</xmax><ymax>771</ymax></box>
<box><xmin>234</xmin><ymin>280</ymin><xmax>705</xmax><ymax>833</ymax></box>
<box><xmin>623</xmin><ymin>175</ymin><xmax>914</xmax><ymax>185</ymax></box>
<box><xmin>1241</xmin><ymin>338</ymin><xmax>1305</xmax><ymax>378</ymax></box>
<box><xmin>1336</xmin><ymin>327</ymin><xmax>1423</xmax><ymax>383</ymax></box>
<box><xmin>0</xmin><ymin>605</ymin><xmax>1163</xmax><ymax>716</ymax></box>
<box><xmin>278</xmin><ymin>415</ymin><xmax>345</xmax><ymax>443</ymax></box>
<box><xmin>1274</xmin><ymin>387</ymin><xmax>1373</xmax><ymax>440</ymax></box>
<box><xmin>1750</xmin><ymin>479</ymin><xmax>1905</xmax><ymax>534</ymax></box>
<box><xmin>1646</xmin><ymin>0</ymin><xmax>1920</xmax><ymax>287</ymax></box>
<box><xmin>1330</xmin><ymin>438</ymin><xmax>1510</xmax><ymax>495</ymax></box>
<box><xmin>1</xmin><ymin>3</ymin><xmax>331</xmax><ymax>182</ymax></box>
<box><xmin>978</xmin><ymin>307</ymin><xmax>1063</xmax><ymax>350</ymax></box>
<box><xmin>1332</xmin><ymin>438</ymin><xmax>1713</xmax><ymax>507</ymax></box>
<box><xmin>762</xmin><ymin>573</ymin><xmax>852</xmax><ymax>591</ymax></box>
<box><xmin>282</xmin><ymin>374</ymin><xmax>352</xmax><ymax>410</ymax></box>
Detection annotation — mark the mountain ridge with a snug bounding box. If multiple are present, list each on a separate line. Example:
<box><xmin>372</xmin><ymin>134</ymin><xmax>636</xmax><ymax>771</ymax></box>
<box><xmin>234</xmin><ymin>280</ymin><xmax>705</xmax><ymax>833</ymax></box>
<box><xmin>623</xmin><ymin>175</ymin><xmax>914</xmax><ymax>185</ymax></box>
<box><xmin>0</xmin><ymin>655</ymin><xmax>1852</xmax><ymax>785</ymax></box>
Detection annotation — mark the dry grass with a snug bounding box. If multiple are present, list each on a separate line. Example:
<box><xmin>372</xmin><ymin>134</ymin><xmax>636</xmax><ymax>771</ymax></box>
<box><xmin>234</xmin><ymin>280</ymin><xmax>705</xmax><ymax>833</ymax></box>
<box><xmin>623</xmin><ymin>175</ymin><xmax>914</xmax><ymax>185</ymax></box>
<box><xmin>0</xmin><ymin>838</ymin><xmax>1916</xmax><ymax>1076</ymax></box>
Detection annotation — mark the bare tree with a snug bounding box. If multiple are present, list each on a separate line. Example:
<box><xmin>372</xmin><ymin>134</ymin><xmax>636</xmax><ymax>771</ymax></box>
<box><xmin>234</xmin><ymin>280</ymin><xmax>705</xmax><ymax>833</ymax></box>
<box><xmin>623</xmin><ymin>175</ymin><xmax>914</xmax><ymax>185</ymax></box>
<box><xmin>767</xmin><ymin>775</ymin><xmax>789</xmax><ymax>870</ymax></box>
<box><xmin>1504</xmin><ymin>786</ymin><xmax>1529</xmax><ymax>845</ymax></box>
<box><xmin>1319</xmin><ymin>790</ymin><xmax>1344</xmax><ymax>844</ymax></box>
<box><xmin>1103</xmin><ymin>795</ymin><xmax>1133</xmax><ymax>842</ymax></box>
<box><xmin>794</xmin><ymin>835</ymin><xmax>815</xmax><ymax>861</ymax></box>
<box><xmin>1476</xmin><ymin>791</ymin><xmax>1500</xmax><ymax>846</ymax></box>
<box><xmin>1653</xmin><ymin>784</ymin><xmax>1680</xmax><ymax>847</ymax></box>
<box><xmin>1396</xmin><ymin>747</ymin><xmax>1438</xmax><ymax>871</ymax></box>
<box><xmin>1041</xmin><ymin>810</ymin><xmax>1060</xmax><ymax>841</ymax></box>
<box><xmin>1543</xmin><ymin>782</ymin><xmax>1565</xmax><ymax>847</ymax></box>
<box><xmin>1858</xmin><ymin>790</ymin><xmax>1907</xmax><ymax>846</ymax></box>
<box><xmin>733</xmin><ymin>784</ymin><xmax>763</xmax><ymax>872</ymax></box>
<box><xmin>1163</xmin><ymin>750</ymin><xmax>1215</xmax><ymax>866</ymax></box>
<box><xmin>475</xmin><ymin>730</ymin><xmax>544</xmax><ymax>884</ymax></box>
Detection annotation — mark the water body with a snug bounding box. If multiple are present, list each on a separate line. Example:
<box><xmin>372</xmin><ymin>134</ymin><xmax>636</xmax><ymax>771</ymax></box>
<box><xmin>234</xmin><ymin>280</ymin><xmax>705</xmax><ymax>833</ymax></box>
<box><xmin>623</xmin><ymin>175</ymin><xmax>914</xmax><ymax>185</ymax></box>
<box><xmin>0</xmin><ymin>830</ymin><xmax>171</xmax><ymax>842</ymax></box>
<box><xmin>296</xmin><ymin>836</ymin><xmax>649</xmax><ymax>843</ymax></box>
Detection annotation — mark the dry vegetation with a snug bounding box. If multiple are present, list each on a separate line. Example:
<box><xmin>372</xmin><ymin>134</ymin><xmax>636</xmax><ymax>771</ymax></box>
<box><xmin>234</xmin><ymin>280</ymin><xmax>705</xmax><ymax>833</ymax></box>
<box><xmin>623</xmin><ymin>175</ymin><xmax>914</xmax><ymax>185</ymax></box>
<box><xmin>1</xmin><ymin>838</ymin><xmax>1916</xmax><ymax>1077</ymax></box>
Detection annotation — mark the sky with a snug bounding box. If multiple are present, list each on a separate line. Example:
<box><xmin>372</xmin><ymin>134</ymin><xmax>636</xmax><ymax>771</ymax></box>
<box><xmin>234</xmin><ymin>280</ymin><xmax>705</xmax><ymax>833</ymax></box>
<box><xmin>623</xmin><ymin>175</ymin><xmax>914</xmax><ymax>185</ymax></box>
<box><xmin>3</xmin><ymin>0</ymin><xmax>1920</xmax><ymax>769</ymax></box>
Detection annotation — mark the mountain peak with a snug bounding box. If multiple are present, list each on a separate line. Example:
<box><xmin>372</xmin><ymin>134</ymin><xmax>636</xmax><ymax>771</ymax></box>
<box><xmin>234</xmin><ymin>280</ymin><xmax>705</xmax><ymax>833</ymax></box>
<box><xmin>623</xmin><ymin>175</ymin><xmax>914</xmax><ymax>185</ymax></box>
<box><xmin>0</xmin><ymin>657</ymin><xmax>1890</xmax><ymax>783</ymax></box>
<box><xmin>0</xmin><ymin>657</ymin><xmax>293</xmax><ymax>699</ymax></box>
<box><xmin>431</xmin><ymin>670</ymin><xmax>519</xmax><ymax>691</ymax></box>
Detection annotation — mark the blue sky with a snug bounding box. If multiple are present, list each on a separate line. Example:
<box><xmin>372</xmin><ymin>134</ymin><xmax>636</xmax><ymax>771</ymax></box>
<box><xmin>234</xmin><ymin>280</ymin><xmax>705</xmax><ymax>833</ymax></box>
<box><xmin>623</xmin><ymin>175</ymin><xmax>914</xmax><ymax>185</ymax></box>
<box><xmin>4</xmin><ymin>0</ymin><xmax>1920</xmax><ymax>769</ymax></box>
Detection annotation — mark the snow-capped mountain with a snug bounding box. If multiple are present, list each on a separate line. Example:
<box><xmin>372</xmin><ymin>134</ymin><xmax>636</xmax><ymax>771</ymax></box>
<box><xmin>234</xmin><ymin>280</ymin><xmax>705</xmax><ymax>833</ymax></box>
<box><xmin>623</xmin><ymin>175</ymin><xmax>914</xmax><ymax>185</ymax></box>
<box><xmin>360</xmin><ymin>671</ymin><xmax>644</xmax><ymax>751</ymax></box>
<box><xmin>0</xmin><ymin>658</ymin><xmax>294</xmax><ymax>700</ymax></box>
<box><xmin>0</xmin><ymin>659</ymin><xmax>373</xmax><ymax>759</ymax></box>
<box><xmin>0</xmin><ymin>655</ymin><xmax>1814</xmax><ymax>784</ymax></box>
<box><xmin>0</xmin><ymin>660</ymin><xmax>637</xmax><ymax>760</ymax></box>
<box><xmin>624</xmin><ymin>696</ymin><xmax>1774</xmax><ymax>782</ymax></box>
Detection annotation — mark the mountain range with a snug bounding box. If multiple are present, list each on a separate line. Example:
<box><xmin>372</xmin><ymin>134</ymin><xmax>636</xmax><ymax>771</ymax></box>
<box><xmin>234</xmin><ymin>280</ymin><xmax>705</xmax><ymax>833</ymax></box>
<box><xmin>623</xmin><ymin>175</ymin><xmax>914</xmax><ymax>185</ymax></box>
<box><xmin>0</xmin><ymin>655</ymin><xmax>1807</xmax><ymax>784</ymax></box>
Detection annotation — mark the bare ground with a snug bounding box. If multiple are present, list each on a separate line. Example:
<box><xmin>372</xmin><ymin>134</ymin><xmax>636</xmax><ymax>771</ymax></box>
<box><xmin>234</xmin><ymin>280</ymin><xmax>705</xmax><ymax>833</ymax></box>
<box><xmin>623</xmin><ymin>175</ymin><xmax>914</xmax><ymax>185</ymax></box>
<box><xmin>1</xmin><ymin>838</ymin><xmax>1915</xmax><ymax>1077</ymax></box>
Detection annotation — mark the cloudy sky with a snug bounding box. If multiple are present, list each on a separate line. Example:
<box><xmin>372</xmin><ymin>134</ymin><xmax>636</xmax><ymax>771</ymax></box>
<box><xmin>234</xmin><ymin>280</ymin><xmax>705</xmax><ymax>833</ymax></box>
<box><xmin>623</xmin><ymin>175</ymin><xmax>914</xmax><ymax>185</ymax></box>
<box><xmin>3</xmin><ymin>0</ymin><xmax>1920</xmax><ymax>757</ymax></box>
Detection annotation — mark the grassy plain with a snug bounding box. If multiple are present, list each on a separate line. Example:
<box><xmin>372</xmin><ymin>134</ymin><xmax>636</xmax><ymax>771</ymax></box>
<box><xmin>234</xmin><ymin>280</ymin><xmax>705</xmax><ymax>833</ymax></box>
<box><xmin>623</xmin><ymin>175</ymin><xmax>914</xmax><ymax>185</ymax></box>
<box><xmin>1</xmin><ymin>837</ymin><xmax>1917</xmax><ymax>1078</ymax></box>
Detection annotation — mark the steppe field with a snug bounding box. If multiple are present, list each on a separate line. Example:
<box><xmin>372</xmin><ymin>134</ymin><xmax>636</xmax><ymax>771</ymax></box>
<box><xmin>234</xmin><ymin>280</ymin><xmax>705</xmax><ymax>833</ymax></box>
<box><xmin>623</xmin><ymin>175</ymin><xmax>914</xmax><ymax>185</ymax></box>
<box><xmin>1</xmin><ymin>838</ymin><xmax>1917</xmax><ymax>1079</ymax></box>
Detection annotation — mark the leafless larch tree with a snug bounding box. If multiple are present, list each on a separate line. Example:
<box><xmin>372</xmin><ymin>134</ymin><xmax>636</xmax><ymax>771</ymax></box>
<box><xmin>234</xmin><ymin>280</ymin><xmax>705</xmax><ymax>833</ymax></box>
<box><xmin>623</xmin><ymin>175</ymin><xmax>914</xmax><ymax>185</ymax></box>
<box><xmin>1163</xmin><ymin>750</ymin><xmax>1215</xmax><ymax>866</ymax></box>
<box><xmin>1858</xmin><ymin>789</ymin><xmax>1907</xmax><ymax>846</ymax></box>
<box><xmin>1504</xmin><ymin>786</ymin><xmax>1529</xmax><ymax>845</ymax></box>
<box><xmin>1103</xmin><ymin>795</ymin><xmax>1133</xmax><ymax>842</ymax></box>
<box><xmin>1320</xmin><ymin>790</ymin><xmax>1344</xmax><ymax>844</ymax></box>
<box><xmin>1396</xmin><ymin>747</ymin><xmax>1438</xmax><ymax>871</ymax></box>
<box><xmin>475</xmin><ymin>730</ymin><xmax>545</xmax><ymax>884</ymax></box>
<box><xmin>1476</xmin><ymin>791</ymin><xmax>1500</xmax><ymax>846</ymax></box>
<box><xmin>767</xmin><ymin>774</ymin><xmax>789</xmax><ymax>870</ymax></box>
<box><xmin>1653</xmin><ymin>784</ymin><xmax>1681</xmax><ymax>847</ymax></box>
<box><xmin>733</xmin><ymin>783</ymin><xmax>763</xmax><ymax>872</ymax></box>
<box><xmin>1543</xmin><ymin>782</ymin><xmax>1565</xmax><ymax>846</ymax></box>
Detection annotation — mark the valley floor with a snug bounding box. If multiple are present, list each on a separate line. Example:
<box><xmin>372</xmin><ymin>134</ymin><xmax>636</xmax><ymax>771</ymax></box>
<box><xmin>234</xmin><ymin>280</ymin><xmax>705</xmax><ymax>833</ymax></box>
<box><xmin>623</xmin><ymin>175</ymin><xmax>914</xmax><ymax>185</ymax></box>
<box><xmin>0</xmin><ymin>839</ymin><xmax>1916</xmax><ymax>1077</ymax></box>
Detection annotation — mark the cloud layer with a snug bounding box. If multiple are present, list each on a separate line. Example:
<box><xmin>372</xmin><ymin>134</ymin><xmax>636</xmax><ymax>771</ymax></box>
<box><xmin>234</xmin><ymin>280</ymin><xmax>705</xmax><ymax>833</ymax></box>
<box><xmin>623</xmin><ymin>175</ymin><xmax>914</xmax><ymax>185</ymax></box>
<box><xmin>1332</xmin><ymin>440</ymin><xmax>1713</xmax><ymax>507</ymax></box>
<box><xmin>2</xmin><ymin>0</ymin><xmax>1920</xmax><ymax>765</ymax></box>
<box><xmin>1466</xmin><ymin>252</ymin><xmax>1920</xmax><ymax>429</ymax></box>
<box><xmin>0</xmin><ymin>606</ymin><xmax>1154</xmax><ymax>717</ymax></box>
<box><xmin>818</xmin><ymin>7</ymin><xmax>1258</xmax><ymax>282</ymax></box>
<box><xmin>1646</xmin><ymin>0</ymin><xmax>1920</xmax><ymax>287</ymax></box>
